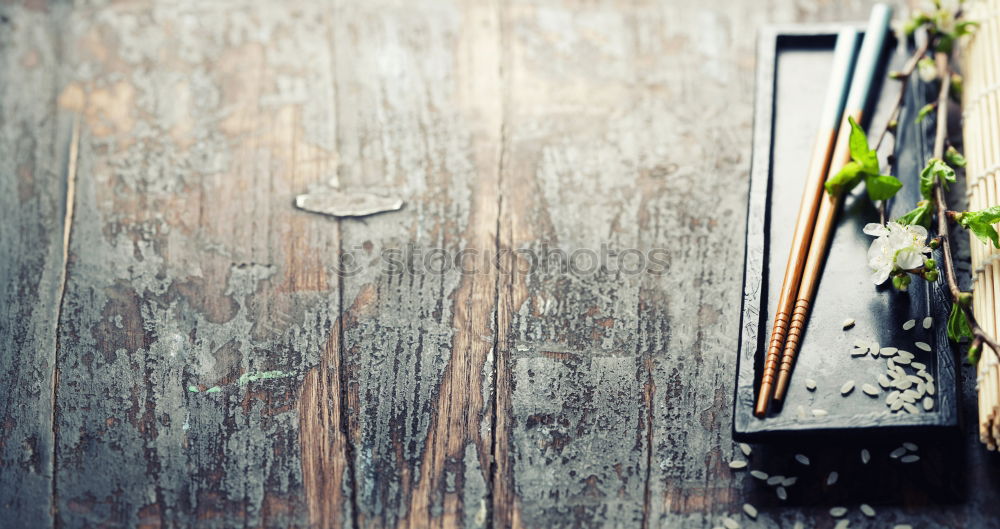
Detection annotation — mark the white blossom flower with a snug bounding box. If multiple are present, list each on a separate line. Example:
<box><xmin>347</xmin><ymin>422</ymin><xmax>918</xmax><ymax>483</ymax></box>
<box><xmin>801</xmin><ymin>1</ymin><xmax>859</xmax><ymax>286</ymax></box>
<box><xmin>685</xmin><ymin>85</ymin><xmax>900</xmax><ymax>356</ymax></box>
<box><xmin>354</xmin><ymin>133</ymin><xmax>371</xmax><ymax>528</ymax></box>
<box><xmin>864</xmin><ymin>222</ymin><xmax>932</xmax><ymax>285</ymax></box>
<box><xmin>918</xmin><ymin>57</ymin><xmax>938</xmax><ymax>83</ymax></box>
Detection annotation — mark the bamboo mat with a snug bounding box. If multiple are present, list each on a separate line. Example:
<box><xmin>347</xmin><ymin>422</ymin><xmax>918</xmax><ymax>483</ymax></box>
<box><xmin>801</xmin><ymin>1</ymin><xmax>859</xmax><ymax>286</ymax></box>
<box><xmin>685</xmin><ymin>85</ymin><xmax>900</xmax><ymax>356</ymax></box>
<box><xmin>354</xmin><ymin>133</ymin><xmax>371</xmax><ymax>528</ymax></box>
<box><xmin>963</xmin><ymin>0</ymin><xmax>1000</xmax><ymax>449</ymax></box>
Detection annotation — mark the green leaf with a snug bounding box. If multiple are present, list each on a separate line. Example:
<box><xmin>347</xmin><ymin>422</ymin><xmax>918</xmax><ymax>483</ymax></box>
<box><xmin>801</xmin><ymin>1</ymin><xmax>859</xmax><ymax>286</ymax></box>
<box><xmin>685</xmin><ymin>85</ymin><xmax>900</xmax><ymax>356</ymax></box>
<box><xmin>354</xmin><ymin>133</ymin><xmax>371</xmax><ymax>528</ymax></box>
<box><xmin>957</xmin><ymin>20</ymin><xmax>979</xmax><ymax>37</ymax></box>
<box><xmin>936</xmin><ymin>32</ymin><xmax>955</xmax><ymax>53</ymax></box>
<box><xmin>916</xmin><ymin>103</ymin><xmax>936</xmax><ymax>123</ymax></box>
<box><xmin>945</xmin><ymin>145</ymin><xmax>967</xmax><ymax>168</ymax></box>
<box><xmin>846</xmin><ymin>116</ymin><xmax>879</xmax><ymax>174</ymax></box>
<box><xmin>825</xmin><ymin>161</ymin><xmax>865</xmax><ymax>197</ymax></box>
<box><xmin>958</xmin><ymin>205</ymin><xmax>1000</xmax><ymax>248</ymax></box>
<box><xmin>919</xmin><ymin>158</ymin><xmax>956</xmax><ymax>199</ymax></box>
<box><xmin>865</xmin><ymin>174</ymin><xmax>903</xmax><ymax>201</ymax></box>
<box><xmin>947</xmin><ymin>302</ymin><xmax>974</xmax><ymax>343</ymax></box>
<box><xmin>895</xmin><ymin>200</ymin><xmax>933</xmax><ymax>228</ymax></box>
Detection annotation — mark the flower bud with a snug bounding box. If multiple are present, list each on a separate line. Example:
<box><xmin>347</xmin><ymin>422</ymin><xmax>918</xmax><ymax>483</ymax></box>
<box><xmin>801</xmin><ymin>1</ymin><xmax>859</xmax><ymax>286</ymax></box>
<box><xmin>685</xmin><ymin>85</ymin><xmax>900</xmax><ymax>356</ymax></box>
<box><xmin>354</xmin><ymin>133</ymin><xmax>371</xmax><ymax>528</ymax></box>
<box><xmin>893</xmin><ymin>274</ymin><xmax>911</xmax><ymax>291</ymax></box>
<box><xmin>925</xmin><ymin>269</ymin><xmax>939</xmax><ymax>282</ymax></box>
<box><xmin>925</xmin><ymin>259</ymin><xmax>937</xmax><ymax>270</ymax></box>
<box><xmin>929</xmin><ymin>238</ymin><xmax>941</xmax><ymax>249</ymax></box>
<box><xmin>918</xmin><ymin>57</ymin><xmax>938</xmax><ymax>83</ymax></box>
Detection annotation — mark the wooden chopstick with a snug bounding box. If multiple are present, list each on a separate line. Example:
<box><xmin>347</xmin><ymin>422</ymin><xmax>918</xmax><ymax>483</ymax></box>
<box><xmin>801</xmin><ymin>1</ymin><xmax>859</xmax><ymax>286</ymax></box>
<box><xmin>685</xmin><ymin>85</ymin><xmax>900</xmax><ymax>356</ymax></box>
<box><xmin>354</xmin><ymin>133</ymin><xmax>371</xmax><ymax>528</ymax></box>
<box><xmin>753</xmin><ymin>29</ymin><xmax>861</xmax><ymax>417</ymax></box>
<box><xmin>771</xmin><ymin>4</ymin><xmax>894</xmax><ymax>404</ymax></box>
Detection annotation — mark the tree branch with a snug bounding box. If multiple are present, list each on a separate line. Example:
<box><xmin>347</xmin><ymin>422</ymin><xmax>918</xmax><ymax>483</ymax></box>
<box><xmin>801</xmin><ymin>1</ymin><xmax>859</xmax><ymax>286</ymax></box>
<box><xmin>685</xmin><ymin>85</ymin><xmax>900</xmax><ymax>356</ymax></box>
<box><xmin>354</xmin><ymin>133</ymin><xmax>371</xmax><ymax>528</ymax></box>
<box><xmin>930</xmin><ymin>50</ymin><xmax>1000</xmax><ymax>361</ymax></box>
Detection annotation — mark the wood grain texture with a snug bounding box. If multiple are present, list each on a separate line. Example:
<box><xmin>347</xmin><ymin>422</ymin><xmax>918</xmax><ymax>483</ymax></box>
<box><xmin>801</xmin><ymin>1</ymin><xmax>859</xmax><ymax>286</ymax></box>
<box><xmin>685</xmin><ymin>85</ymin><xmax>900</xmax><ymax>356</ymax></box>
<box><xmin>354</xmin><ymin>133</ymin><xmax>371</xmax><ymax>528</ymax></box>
<box><xmin>4</xmin><ymin>0</ymin><xmax>1000</xmax><ymax>528</ymax></box>
<box><xmin>330</xmin><ymin>1</ymin><xmax>500</xmax><ymax>528</ymax></box>
<box><xmin>0</xmin><ymin>3</ymin><xmax>71</xmax><ymax>527</ymax></box>
<box><xmin>45</xmin><ymin>1</ymin><xmax>345</xmax><ymax>527</ymax></box>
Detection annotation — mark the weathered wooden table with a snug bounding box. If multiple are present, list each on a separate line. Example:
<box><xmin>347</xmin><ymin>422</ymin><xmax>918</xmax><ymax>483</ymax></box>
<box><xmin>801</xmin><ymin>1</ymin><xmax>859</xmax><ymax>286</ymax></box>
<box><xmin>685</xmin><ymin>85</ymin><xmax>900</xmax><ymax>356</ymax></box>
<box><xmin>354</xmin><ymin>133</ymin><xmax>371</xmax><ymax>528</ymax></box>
<box><xmin>3</xmin><ymin>0</ymin><xmax>1000</xmax><ymax>527</ymax></box>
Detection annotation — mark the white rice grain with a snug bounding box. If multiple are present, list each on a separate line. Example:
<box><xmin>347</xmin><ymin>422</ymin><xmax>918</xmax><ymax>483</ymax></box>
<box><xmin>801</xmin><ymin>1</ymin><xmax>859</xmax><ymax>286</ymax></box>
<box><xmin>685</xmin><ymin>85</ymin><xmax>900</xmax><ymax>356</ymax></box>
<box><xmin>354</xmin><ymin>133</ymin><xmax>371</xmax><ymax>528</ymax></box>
<box><xmin>729</xmin><ymin>460</ymin><xmax>748</xmax><ymax>469</ymax></box>
<box><xmin>916</xmin><ymin>341</ymin><xmax>932</xmax><ymax>352</ymax></box>
<box><xmin>795</xmin><ymin>453</ymin><xmax>811</xmax><ymax>466</ymax></box>
<box><xmin>722</xmin><ymin>517</ymin><xmax>740</xmax><ymax>529</ymax></box>
<box><xmin>903</xmin><ymin>442</ymin><xmax>918</xmax><ymax>451</ymax></box>
<box><xmin>805</xmin><ymin>378</ymin><xmax>817</xmax><ymax>391</ymax></box>
<box><xmin>742</xmin><ymin>503</ymin><xmax>758</xmax><ymax>519</ymax></box>
<box><xmin>890</xmin><ymin>447</ymin><xmax>907</xmax><ymax>458</ymax></box>
<box><xmin>829</xmin><ymin>506</ymin><xmax>848</xmax><ymax>517</ymax></box>
<box><xmin>901</xmin><ymin>454</ymin><xmax>920</xmax><ymax>463</ymax></box>
<box><xmin>781</xmin><ymin>476</ymin><xmax>797</xmax><ymax>486</ymax></box>
<box><xmin>766</xmin><ymin>475</ymin><xmax>783</xmax><ymax>486</ymax></box>
<box><xmin>861</xmin><ymin>448</ymin><xmax>871</xmax><ymax>464</ymax></box>
<box><xmin>923</xmin><ymin>316</ymin><xmax>932</xmax><ymax>329</ymax></box>
<box><xmin>843</xmin><ymin>318</ymin><xmax>856</xmax><ymax>329</ymax></box>
<box><xmin>739</xmin><ymin>443</ymin><xmax>752</xmax><ymax>457</ymax></box>
<box><xmin>841</xmin><ymin>380</ymin><xmax>855</xmax><ymax>395</ymax></box>
<box><xmin>812</xmin><ymin>409</ymin><xmax>828</xmax><ymax>417</ymax></box>
<box><xmin>834</xmin><ymin>520</ymin><xmax>850</xmax><ymax>529</ymax></box>
<box><xmin>860</xmin><ymin>503</ymin><xmax>876</xmax><ymax>517</ymax></box>
<box><xmin>878</xmin><ymin>374</ymin><xmax>892</xmax><ymax>388</ymax></box>
<box><xmin>862</xmin><ymin>383</ymin><xmax>880</xmax><ymax>396</ymax></box>
<box><xmin>880</xmin><ymin>347</ymin><xmax>898</xmax><ymax>357</ymax></box>
<box><xmin>826</xmin><ymin>471</ymin><xmax>838</xmax><ymax>485</ymax></box>
<box><xmin>750</xmin><ymin>470</ymin><xmax>768</xmax><ymax>480</ymax></box>
<box><xmin>903</xmin><ymin>402</ymin><xmax>919</xmax><ymax>414</ymax></box>
<box><xmin>776</xmin><ymin>486</ymin><xmax>787</xmax><ymax>500</ymax></box>
<box><xmin>923</xmin><ymin>396</ymin><xmax>934</xmax><ymax>410</ymax></box>
<box><xmin>903</xmin><ymin>319</ymin><xmax>916</xmax><ymax>330</ymax></box>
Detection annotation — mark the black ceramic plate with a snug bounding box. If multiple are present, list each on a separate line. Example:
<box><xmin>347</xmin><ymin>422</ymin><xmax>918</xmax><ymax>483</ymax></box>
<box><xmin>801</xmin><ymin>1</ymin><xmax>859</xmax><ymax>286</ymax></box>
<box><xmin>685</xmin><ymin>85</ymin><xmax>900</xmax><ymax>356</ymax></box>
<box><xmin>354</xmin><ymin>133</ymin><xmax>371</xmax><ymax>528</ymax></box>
<box><xmin>733</xmin><ymin>25</ymin><xmax>959</xmax><ymax>441</ymax></box>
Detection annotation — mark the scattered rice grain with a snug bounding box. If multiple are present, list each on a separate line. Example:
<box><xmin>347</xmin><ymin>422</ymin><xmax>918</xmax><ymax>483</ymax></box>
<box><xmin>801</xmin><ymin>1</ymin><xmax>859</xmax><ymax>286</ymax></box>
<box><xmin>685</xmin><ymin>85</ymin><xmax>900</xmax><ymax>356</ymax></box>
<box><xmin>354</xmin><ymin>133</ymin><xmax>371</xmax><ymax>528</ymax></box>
<box><xmin>795</xmin><ymin>453</ymin><xmax>811</xmax><ymax>466</ymax></box>
<box><xmin>742</xmin><ymin>503</ymin><xmax>758</xmax><ymax>519</ymax></box>
<box><xmin>903</xmin><ymin>319</ymin><xmax>916</xmax><ymax>330</ymax></box>
<box><xmin>739</xmin><ymin>443</ymin><xmax>752</xmax><ymax>457</ymax></box>
<box><xmin>829</xmin><ymin>506</ymin><xmax>847</xmax><ymax>517</ymax></box>
<box><xmin>805</xmin><ymin>378</ymin><xmax>817</xmax><ymax>391</ymax></box>
<box><xmin>861</xmin><ymin>448</ymin><xmax>871</xmax><ymax>464</ymax></box>
<box><xmin>923</xmin><ymin>396</ymin><xmax>934</xmax><ymax>410</ymax></box>
<box><xmin>903</xmin><ymin>402</ymin><xmax>919</xmax><ymax>414</ymax></box>
<box><xmin>890</xmin><ymin>447</ymin><xmax>907</xmax><ymax>458</ymax></box>
<box><xmin>834</xmin><ymin>520</ymin><xmax>850</xmax><ymax>529</ymax></box>
<box><xmin>901</xmin><ymin>454</ymin><xmax>920</xmax><ymax>463</ymax></box>
<box><xmin>923</xmin><ymin>316</ymin><xmax>933</xmax><ymax>329</ymax></box>
<box><xmin>916</xmin><ymin>341</ymin><xmax>932</xmax><ymax>352</ymax></box>
<box><xmin>728</xmin><ymin>460</ymin><xmax>747</xmax><ymax>469</ymax></box>
<box><xmin>776</xmin><ymin>486</ymin><xmax>787</xmax><ymax>500</ymax></box>
<box><xmin>781</xmin><ymin>476</ymin><xmax>797</xmax><ymax>486</ymax></box>
<box><xmin>862</xmin><ymin>383</ymin><xmax>880</xmax><ymax>397</ymax></box>
<box><xmin>722</xmin><ymin>517</ymin><xmax>740</xmax><ymax>529</ymax></box>
<box><xmin>841</xmin><ymin>380</ymin><xmax>855</xmax><ymax>395</ymax></box>
<box><xmin>880</xmin><ymin>347</ymin><xmax>898</xmax><ymax>357</ymax></box>
<box><xmin>750</xmin><ymin>470</ymin><xmax>768</xmax><ymax>480</ymax></box>
<box><xmin>903</xmin><ymin>442</ymin><xmax>918</xmax><ymax>451</ymax></box>
<box><xmin>812</xmin><ymin>409</ymin><xmax>828</xmax><ymax>417</ymax></box>
<box><xmin>843</xmin><ymin>318</ymin><xmax>856</xmax><ymax>329</ymax></box>
<box><xmin>826</xmin><ymin>471</ymin><xmax>838</xmax><ymax>485</ymax></box>
<box><xmin>766</xmin><ymin>475</ymin><xmax>783</xmax><ymax>486</ymax></box>
<box><xmin>860</xmin><ymin>503</ymin><xmax>876</xmax><ymax>517</ymax></box>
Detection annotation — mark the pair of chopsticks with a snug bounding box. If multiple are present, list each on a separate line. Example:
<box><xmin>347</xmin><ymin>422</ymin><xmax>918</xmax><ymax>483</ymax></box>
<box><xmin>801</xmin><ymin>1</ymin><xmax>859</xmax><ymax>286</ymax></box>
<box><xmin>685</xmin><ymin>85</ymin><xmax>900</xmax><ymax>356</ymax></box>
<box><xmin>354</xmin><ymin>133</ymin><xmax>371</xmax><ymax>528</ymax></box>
<box><xmin>754</xmin><ymin>4</ymin><xmax>894</xmax><ymax>417</ymax></box>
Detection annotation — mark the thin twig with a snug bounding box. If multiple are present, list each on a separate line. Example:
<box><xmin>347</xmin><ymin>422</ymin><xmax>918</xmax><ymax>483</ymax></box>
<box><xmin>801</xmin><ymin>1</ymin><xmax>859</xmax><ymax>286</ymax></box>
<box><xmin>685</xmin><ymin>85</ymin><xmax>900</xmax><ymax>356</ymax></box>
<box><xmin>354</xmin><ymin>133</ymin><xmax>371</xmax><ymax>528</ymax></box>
<box><xmin>930</xmin><ymin>51</ymin><xmax>1000</xmax><ymax>360</ymax></box>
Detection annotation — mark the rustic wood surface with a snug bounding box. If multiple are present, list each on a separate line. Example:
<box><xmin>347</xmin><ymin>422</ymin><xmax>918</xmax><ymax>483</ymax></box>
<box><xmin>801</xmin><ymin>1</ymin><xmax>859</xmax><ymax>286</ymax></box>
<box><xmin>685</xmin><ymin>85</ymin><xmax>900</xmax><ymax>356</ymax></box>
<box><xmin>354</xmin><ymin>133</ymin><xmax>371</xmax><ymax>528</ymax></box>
<box><xmin>3</xmin><ymin>0</ymin><xmax>1000</xmax><ymax>528</ymax></box>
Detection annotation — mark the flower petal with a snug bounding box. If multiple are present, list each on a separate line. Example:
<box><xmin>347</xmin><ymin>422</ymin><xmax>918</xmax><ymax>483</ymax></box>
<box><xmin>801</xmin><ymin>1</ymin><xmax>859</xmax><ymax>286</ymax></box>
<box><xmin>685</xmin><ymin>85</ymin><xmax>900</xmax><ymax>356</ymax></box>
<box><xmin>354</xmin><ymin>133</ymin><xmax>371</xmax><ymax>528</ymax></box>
<box><xmin>871</xmin><ymin>266</ymin><xmax>891</xmax><ymax>285</ymax></box>
<box><xmin>896</xmin><ymin>247</ymin><xmax>925</xmax><ymax>270</ymax></box>
<box><xmin>863</xmin><ymin>223</ymin><xmax>889</xmax><ymax>237</ymax></box>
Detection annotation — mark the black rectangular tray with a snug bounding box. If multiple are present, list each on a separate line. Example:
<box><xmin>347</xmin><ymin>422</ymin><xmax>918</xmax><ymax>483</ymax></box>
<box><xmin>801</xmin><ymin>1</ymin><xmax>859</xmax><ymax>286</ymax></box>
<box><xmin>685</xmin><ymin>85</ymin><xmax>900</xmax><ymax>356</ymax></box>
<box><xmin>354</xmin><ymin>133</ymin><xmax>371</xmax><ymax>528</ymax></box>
<box><xmin>733</xmin><ymin>24</ymin><xmax>959</xmax><ymax>441</ymax></box>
